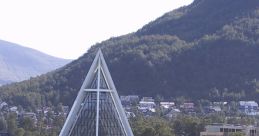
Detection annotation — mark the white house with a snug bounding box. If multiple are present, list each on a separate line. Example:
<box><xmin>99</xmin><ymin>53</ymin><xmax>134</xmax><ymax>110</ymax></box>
<box><xmin>0</xmin><ymin>102</ymin><xmax>8</xmax><ymax>109</ymax></box>
<box><xmin>239</xmin><ymin>101</ymin><xmax>259</xmax><ymax>115</ymax></box>
<box><xmin>160</xmin><ymin>102</ymin><xmax>175</xmax><ymax>109</ymax></box>
<box><xmin>138</xmin><ymin>101</ymin><xmax>156</xmax><ymax>112</ymax></box>
<box><xmin>9</xmin><ymin>106</ymin><xmax>18</xmax><ymax>114</ymax></box>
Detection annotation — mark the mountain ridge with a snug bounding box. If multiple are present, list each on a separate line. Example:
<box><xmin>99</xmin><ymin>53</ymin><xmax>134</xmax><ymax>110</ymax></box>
<box><xmin>0</xmin><ymin>39</ymin><xmax>71</xmax><ymax>85</ymax></box>
<box><xmin>137</xmin><ymin>0</ymin><xmax>259</xmax><ymax>41</ymax></box>
<box><xmin>1</xmin><ymin>0</ymin><xmax>259</xmax><ymax>109</ymax></box>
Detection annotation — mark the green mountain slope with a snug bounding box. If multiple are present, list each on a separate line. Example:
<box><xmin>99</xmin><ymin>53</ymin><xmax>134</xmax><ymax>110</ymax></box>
<box><xmin>1</xmin><ymin>0</ymin><xmax>259</xmax><ymax>109</ymax></box>
<box><xmin>138</xmin><ymin>0</ymin><xmax>259</xmax><ymax>41</ymax></box>
<box><xmin>0</xmin><ymin>40</ymin><xmax>71</xmax><ymax>86</ymax></box>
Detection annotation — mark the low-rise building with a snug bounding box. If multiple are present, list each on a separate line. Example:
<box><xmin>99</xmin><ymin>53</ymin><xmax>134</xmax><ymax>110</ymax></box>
<box><xmin>213</xmin><ymin>102</ymin><xmax>228</xmax><ymax>106</ymax></box>
<box><xmin>182</xmin><ymin>102</ymin><xmax>194</xmax><ymax>109</ymax></box>
<box><xmin>62</xmin><ymin>106</ymin><xmax>69</xmax><ymax>116</ymax></box>
<box><xmin>200</xmin><ymin>124</ymin><xmax>257</xmax><ymax>136</ymax></box>
<box><xmin>160</xmin><ymin>102</ymin><xmax>175</xmax><ymax>109</ymax></box>
<box><xmin>138</xmin><ymin>97</ymin><xmax>156</xmax><ymax>115</ymax></box>
<box><xmin>120</xmin><ymin>95</ymin><xmax>139</xmax><ymax>107</ymax></box>
<box><xmin>181</xmin><ymin>102</ymin><xmax>195</xmax><ymax>114</ymax></box>
<box><xmin>125</xmin><ymin>111</ymin><xmax>136</xmax><ymax>118</ymax></box>
<box><xmin>200</xmin><ymin>131</ymin><xmax>223</xmax><ymax>136</ymax></box>
<box><xmin>141</xmin><ymin>97</ymin><xmax>155</xmax><ymax>102</ymax></box>
<box><xmin>204</xmin><ymin>106</ymin><xmax>222</xmax><ymax>114</ymax></box>
<box><xmin>138</xmin><ymin>101</ymin><xmax>156</xmax><ymax>112</ymax></box>
<box><xmin>164</xmin><ymin>108</ymin><xmax>181</xmax><ymax>118</ymax></box>
<box><xmin>21</xmin><ymin>112</ymin><xmax>37</xmax><ymax>125</ymax></box>
<box><xmin>0</xmin><ymin>102</ymin><xmax>8</xmax><ymax>110</ymax></box>
<box><xmin>239</xmin><ymin>101</ymin><xmax>259</xmax><ymax>116</ymax></box>
<box><xmin>9</xmin><ymin>106</ymin><xmax>18</xmax><ymax>114</ymax></box>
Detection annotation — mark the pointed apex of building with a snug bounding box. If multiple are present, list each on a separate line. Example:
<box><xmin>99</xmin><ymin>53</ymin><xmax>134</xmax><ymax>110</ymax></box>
<box><xmin>97</xmin><ymin>48</ymin><xmax>102</xmax><ymax>53</ymax></box>
<box><xmin>96</xmin><ymin>48</ymin><xmax>102</xmax><ymax>56</ymax></box>
<box><xmin>59</xmin><ymin>50</ymin><xmax>134</xmax><ymax>136</ymax></box>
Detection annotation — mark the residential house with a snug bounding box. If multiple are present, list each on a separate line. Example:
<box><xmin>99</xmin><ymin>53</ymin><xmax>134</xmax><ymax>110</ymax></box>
<box><xmin>160</xmin><ymin>102</ymin><xmax>175</xmax><ymax>109</ymax></box>
<box><xmin>160</xmin><ymin>102</ymin><xmax>176</xmax><ymax>114</ymax></box>
<box><xmin>0</xmin><ymin>102</ymin><xmax>7</xmax><ymax>110</ymax></box>
<box><xmin>120</xmin><ymin>95</ymin><xmax>139</xmax><ymax>107</ymax></box>
<box><xmin>182</xmin><ymin>102</ymin><xmax>194</xmax><ymax>109</ymax></box>
<box><xmin>125</xmin><ymin>111</ymin><xmax>136</xmax><ymax>118</ymax></box>
<box><xmin>141</xmin><ymin>97</ymin><xmax>155</xmax><ymax>102</ymax></box>
<box><xmin>204</xmin><ymin>106</ymin><xmax>222</xmax><ymax>114</ymax></box>
<box><xmin>239</xmin><ymin>101</ymin><xmax>259</xmax><ymax>116</ymax></box>
<box><xmin>138</xmin><ymin>97</ymin><xmax>156</xmax><ymax>115</ymax></box>
<box><xmin>21</xmin><ymin>112</ymin><xmax>37</xmax><ymax>125</ymax></box>
<box><xmin>164</xmin><ymin>108</ymin><xmax>181</xmax><ymax>118</ymax></box>
<box><xmin>181</xmin><ymin>102</ymin><xmax>195</xmax><ymax>114</ymax></box>
<box><xmin>9</xmin><ymin>106</ymin><xmax>18</xmax><ymax>114</ymax></box>
<box><xmin>62</xmin><ymin>106</ymin><xmax>69</xmax><ymax>116</ymax></box>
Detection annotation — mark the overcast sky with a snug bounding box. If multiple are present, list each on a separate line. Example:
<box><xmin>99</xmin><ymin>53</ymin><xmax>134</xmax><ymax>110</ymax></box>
<box><xmin>0</xmin><ymin>0</ymin><xmax>193</xmax><ymax>59</ymax></box>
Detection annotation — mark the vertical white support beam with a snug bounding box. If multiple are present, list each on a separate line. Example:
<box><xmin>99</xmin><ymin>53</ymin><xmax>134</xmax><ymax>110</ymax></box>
<box><xmin>99</xmin><ymin>51</ymin><xmax>134</xmax><ymax>136</ymax></box>
<box><xmin>59</xmin><ymin>50</ymin><xmax>101</xmax><ymax>136</ymax></box>
<box><xmin>96</xmin><ymin>56</ymin><xmax>101</xmax><ymax>136</ymax></box>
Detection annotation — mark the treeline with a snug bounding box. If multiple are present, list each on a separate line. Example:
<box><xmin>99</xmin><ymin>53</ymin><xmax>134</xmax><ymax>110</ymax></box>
<box><xmin>131</xmin><ymin>113</ymin><xmax>256</xmax><ymax>136</ymax></box>
<box><xmin>0</xmin><ymin>112</ymin><xmax>256</xmax><ymax>136</ymax></box>
<box><xmin>0</xmin><ymin>113</ymin><xmax>65</xmax><ymax>136</ymax></box>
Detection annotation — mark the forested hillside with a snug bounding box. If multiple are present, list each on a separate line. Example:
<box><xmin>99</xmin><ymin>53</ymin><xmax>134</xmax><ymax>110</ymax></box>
<box><xmin>1</xmin><ymin>0</ymin><xmax>259</xmax><ymax>109</ymax></box>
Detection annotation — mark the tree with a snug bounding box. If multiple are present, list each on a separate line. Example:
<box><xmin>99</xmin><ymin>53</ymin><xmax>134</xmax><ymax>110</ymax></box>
<box><xmin>53</xmin><ymin>115</ymin><xmax>65</xmax><ymax>130</ymax></box>
<box><xmin>172</xmin><ymin>115</ymin><xmax>204</xmax><ymax>136</ymax></box>
<box><xmin>141</xmin><ymin>127</ymin><xmax>156</xmax><ymax>136</ymax></box>
<box><xmin>20</xmin><ymin>117</ymin><xmax>35</xmax><ymax>131</ymax></box>
<box><xmin>131</xmin><ymin>117</ymin><xmax>174</xmax><ymax>136</ymax></box>
<box><xmin>155</xmin><ymin>122</ymin><xmax>174</xmax><ymax>136</ymax></box>
<box><xmin>209</xmin><ymin>88</ymin><xmax>220</xmax><ymax>100</ymax></box>
<box><xmin>7</xmin><ymin>113</ymin><xmax>18</xmax><ymax>136</ymax></box>
<box><xmin>0</xmin><ymin>117</ymin><xmax>7</xmax><ymax>131</ymax></box>
<box><xmin>15</xmin><ymin>128</ymin><xmax>25</xmax><ymax>136</ymax></box>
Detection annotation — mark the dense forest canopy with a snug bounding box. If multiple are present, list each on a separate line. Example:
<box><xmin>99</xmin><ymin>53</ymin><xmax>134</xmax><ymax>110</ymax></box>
<box><xmin>1</xmin><ymin>0</ymin><xmax>259</xmax><ymax>109</ymax></box>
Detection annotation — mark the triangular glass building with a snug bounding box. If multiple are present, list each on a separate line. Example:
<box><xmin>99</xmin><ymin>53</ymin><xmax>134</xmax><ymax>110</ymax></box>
<box><xmin>59</xmin><ymin>49</ymin><xmax>134</xmax><ymax>136</ymax></box>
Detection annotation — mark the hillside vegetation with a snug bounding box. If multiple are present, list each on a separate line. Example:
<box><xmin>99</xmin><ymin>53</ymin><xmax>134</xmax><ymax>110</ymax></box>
<box><xmin>1</xmin><ymin>0</ymin><xmax>259</xmax><ymax>109</ymax></box>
